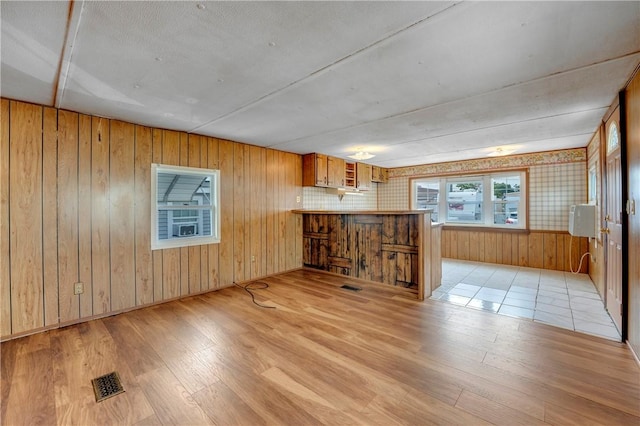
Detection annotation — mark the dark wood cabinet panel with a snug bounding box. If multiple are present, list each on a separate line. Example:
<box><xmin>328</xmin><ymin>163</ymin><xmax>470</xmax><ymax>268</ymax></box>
<box><xmin>301</xmin><ymin>212</ymin><xmax>437</xmax><ymax>299</ymax></box>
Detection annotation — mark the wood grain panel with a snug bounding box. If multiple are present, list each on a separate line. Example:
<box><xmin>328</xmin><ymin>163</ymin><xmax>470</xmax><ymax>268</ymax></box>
<box><xmin>295</xmin><ymin>154</ymin><xmax>303</xmax><ymax>267</ymax></box>
<box><xmin>135</xmin><ymin>125</ymin><xmax>153</xmax><ymax>305</ymax></box>
<box><xmin>161</xmin><ymin>130</ymin><xmax>181</xmax><ymax>299</ymax></box>
<box><xmin>218</xmin><ymin>140</ymin><xmax>234</xmax><ymax>288</ymax></box>
<box><xmin>1</xmin><ymin>99</ymin><xmax>304</xmax><ymax>340</ymax></box>
<box><xmin>243</xmin><ymin>145</ymin><xmax>252</xmax><ymax>278</ymax></box>
<box><xmin>543</xmin><ymin>233</ymin><xmax>558</xmax><ymax>270</ymax></box>
<box><xmin>265</xmin><ymin>149</ymin><xmax>277</xmax><ymax>276</ymax></box>
<box><xmin>57</xmin><ymin>109</ymin><xmax>80</xmax><ymax>323</ymax></box>
<box><xmin>458</xmin><ymin>231</ymin><xmax>469</xmax><ymax>260</ymax></box>
<box><xmin>91</xmin><ymin>116</ymin><xmax>111</xmax><ymax>314</ymax></box>
<box><xmin>259</xmin><ymin>147</ymin><xmax>268</xmax><ymax>277</ymax></box>
<box><xmin>42</xmin><ymin>107</ymin><xmax>59</xmax><ymax>327</ymax></box>
<box><xmin>188</xmin><ymin>134</ymin><xmax>201</xmax><ymax>294</ymax></box>
<box><xmin>448</xmin><ymin>230</ymin><xmax>457</xmax><ymax>259</ymax></box>
<box><xmin>556</xmin><ymin>234</ymin><xmax>567</xmax><ymax>272</ymax></box>
<box><xmin>199</xmin><ymin>136</ymin><xmax>209</xmax><ymax>291</ymax></box>
<box><xmin>469</xmin><ymin>231</ymin><xmax>479</xmax><ymax>261</ymax></box>
<box><xmin>0</xmin><ymin>99</ymin><xmax>10</xmax><ymax>337</ymax></box>
<box><xmin>9</xmin><ymin>102</ymin><xmax>44</xmax><ymax>333</ymax></box>
<box><xmin>518</xmin><ymin>234</ymin><xmax>529</xmax><ymax>266</ymax></box>
<box><xmin>278</xmin><ymin>151</ymin><xmax>287</xmax><ymax>272</ymax></box>
<box><xmin>78</xmin><ymin>114</ymin><xmax>93</xmax><ymax>318</ymax></box>
<box><xmin>250</xmin><ymin>145</ymin><xmax>263</xmax><ymax>279</ymax></box>
<box><xmin>179</xmin><ymin>133</ymin><xmax>190</xmax><ymax>296</ymax></box>
<box><xmin>233</xmin><ymin>143</ymin><xmax>246</xmax><ymax>283</ymax></box>
<box><xmin>151</xmin><ymin>129</ymin><xmax>164</xmax><ymax>301</ymax></box>
<box><xmin>206</xmin><ymin>137</ymin><xmax>220</xmax><ymax>290</ymax></box>
<box><xmin>286</xmin><ymin>153</ymin><xmax>298</xmax><ymax>270</ymax></box>
<box><xmin>109</xmin><ymin>120</ymin><xmax>136</xmax><ymax>311</ymax></box>
<box><xmin>442</xmin><ymin>228</ymin><xmax>590</xmax><ymax>272</ymax></box>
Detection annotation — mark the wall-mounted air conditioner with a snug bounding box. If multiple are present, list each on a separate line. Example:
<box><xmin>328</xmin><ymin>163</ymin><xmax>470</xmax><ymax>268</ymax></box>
<box><xmin>568</xmin><ymin>204</ymin><xmax>596</xmax><ymax>238</ymax></box>
<box><xmin>173</xmin><ymin>223</ymin><xmax>197</xmax><ymax>237</ymax></box>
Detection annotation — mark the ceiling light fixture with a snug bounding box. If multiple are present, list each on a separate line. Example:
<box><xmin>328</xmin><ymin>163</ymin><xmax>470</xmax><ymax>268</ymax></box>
<box><xmin>487</xmin><ymin>147</ymin><xmax>515</xmax><ymax>157</ymax></box>
<box><xmin>347</xmin><ymin>151</ymin><xmax>375</xmax><ymax>160</ymax></box>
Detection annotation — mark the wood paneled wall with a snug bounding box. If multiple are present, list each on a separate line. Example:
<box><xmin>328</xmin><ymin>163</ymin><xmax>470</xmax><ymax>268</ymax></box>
<box><xmin>0</xmin><ymin>99</ymin><xmax>302</xmax><ymax>340</ymax></box>
<box><xmin>442</xmin><ymin>228</ymin><xmax>589</xmax><ymax>273</ymax></box>
<box><xmin>625</xmin><ymin>69</ymin><xmax>640</xmax><ymax>359</ymax></box>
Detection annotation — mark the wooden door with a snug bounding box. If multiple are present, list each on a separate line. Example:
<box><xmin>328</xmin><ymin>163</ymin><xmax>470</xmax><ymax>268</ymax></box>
<box><xmin>604</xmin><ymin>109</ymin><xmax>623</xmax><ymax>332</ymax></box>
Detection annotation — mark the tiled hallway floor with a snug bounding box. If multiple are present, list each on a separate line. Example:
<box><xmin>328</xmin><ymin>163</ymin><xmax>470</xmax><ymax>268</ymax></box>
<box><xmin>431</xmin><ymin>259</ymin><xmax>621</xmax><ymax>341</ymax></box>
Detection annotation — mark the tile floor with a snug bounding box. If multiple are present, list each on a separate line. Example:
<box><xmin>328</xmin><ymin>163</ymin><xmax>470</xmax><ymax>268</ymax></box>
<box><xmin>431</xmin><ymin>259</ymin><xmax>621</xmax><ymax>341</ymax></box>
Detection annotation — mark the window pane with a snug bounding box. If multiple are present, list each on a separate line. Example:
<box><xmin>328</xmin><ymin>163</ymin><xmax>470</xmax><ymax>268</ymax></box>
<box><xmin>416</xmin><ymin>181</ymin><xmax>439</xmax><ymax>221</ymax></box>
<box><xmin>152</xmin><ymin>163</ymin><xmax>220</xmax><ymax>250</ymax></box>
<box><xmin>446</xmin><ymin>180</ymin><xmax>482</xmax><ymax>222</ymax></box>
<box><xmin>156</xmin><ymin>172</ymin><xmax>212</xmax><ymax>206</ymax></box>
<box><xmin>157</xmin><ymin>207</ymin><xmax>212</xmax><ymax>240</ymax></box>
<box><xmin>492</xmin><ymin>175</ymin><xmax>520</xmax><ymax>225</ymax></box>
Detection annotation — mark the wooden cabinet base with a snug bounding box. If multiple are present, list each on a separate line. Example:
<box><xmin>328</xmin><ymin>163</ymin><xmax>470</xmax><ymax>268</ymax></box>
<box><xmin>299</xmin><ymin>211</ymin><xmax>437</xmax><ymax>300</ymax></box>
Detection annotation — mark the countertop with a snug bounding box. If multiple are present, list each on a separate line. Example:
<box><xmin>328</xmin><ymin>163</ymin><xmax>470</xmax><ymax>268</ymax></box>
<box><xmin>291</xmin><ymin>209</ymin><xmax>433</xmax><ymax>215</ymax></box>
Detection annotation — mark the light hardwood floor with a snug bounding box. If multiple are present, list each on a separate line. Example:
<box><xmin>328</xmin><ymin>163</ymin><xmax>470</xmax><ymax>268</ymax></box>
<box><xmin>2</xmin><ymin>269</ymin><xmax>639</xmax><ymax>425</ymax></box>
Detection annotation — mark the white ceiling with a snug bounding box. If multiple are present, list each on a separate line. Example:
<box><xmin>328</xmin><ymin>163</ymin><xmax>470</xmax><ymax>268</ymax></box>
<box><xmin>2</xmin><ymin>1</ymin><xmax>639</xmax><ymax>168</ymax></box>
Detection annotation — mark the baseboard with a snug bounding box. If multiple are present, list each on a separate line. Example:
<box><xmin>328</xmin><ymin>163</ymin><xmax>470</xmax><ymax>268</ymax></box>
<box><xmin>628</xmin><ymin>340</ymin><xmax>640</xmax><ymax>368</ymax></box>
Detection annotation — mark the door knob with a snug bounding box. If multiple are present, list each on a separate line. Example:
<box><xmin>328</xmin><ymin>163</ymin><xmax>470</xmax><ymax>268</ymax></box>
<box><xmin>600</xmin><ymin>227</ymin><xmax>610</xmax><ymax>234</ymax></box>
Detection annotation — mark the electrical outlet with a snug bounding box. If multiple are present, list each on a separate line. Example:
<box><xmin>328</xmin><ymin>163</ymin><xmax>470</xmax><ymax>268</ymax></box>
<box><xmin>251</xmin><ymin>255</ymin><xmax>256</xmax><ymax>262</ymax></box>
<box><xmin>74</xmin><ymin>282</ymin><xmax>84</xmax><ymax>295</ymax></box>
<box><xmin>296</xmin><ymin>195</ymin><xmax>301</xmax><ymax>203</ymax></box>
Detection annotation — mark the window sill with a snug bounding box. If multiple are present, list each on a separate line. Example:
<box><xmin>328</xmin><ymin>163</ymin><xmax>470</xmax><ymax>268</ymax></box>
<box><xmin>442</xmin><ymin>225</ymin><xmax>529</xmax><ymax>234</ymax></box>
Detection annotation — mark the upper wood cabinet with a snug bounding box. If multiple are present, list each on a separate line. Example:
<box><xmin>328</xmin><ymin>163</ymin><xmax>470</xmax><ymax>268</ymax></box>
<box><xmin>303</xmin><ymin>153</ymin><xmax>387</xmax><ymax>188</ymax></box>
<box><xmin>344</xmin><ymin>161</ymin><xmax>356</xmax><ymax>189</ymax></box>
<box><xmin>303</xmin><ymin>153</ymin><xmax>345</xmax><ymax>187</ymax></box>
<box><xmin>303</xmin><ymin>153</ymin><xmax>328</xmax><ymax>186</ymax></box>
<box><xmin>327</xmin><ymin>156</ymin><xmax>345</xmax><ymax>187</ymax></box>
<box><xmin>356</xmin><ymin>162</ymin><xmax>372</xmax><ymax>190</ymax></box>
<box><xmin>371</xmin><ymin>165</ymin><xmax>388</xmax><ymax>183</ymax></box>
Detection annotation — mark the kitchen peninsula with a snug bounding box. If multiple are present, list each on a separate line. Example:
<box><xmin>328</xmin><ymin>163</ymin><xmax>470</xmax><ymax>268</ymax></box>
<box><xmin>292</xmin><ymin>210</ymin><xmax>442</xmax><ymax>300</ymax></box>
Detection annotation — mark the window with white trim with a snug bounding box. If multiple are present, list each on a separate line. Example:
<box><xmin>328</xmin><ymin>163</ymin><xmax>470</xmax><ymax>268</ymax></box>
<box><xmin>412</xmin><ymin>171</ymin><xmax>526</xmax><ymax>229</ymax></box>
<box><xmin>151</xmin><ymin>164</ymin><xmax>220</xmax><ymax>250</ymax></box>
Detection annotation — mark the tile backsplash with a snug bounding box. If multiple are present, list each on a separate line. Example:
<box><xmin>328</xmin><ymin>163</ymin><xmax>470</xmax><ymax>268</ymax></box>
<box><xmin>302</xmin><ymin>186</ymin><xmax>378</xmax><ymax>210</ymax></box>
<box><xmin>377</xmin><ymin>149</ymin><xmax>587</xmax><ymax>231</ymax></box>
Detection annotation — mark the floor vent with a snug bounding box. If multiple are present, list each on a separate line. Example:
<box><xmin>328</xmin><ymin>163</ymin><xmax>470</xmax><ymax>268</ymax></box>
<box><xmin>341</xmin><ymin>284</ymin><xmax>362</xmax><ymax>292</ymax></box>
<box><xmin>91</xmin><ymin>371</ymin><xmax>125</xmax><ymax>402</ymax></box>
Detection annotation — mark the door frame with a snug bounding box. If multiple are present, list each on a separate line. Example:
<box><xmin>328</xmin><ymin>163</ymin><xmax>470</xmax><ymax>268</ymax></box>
<box><xmin>620</xmin><ymin>90</ymin><xmax>629</xmax><ymax>342</ymax></box>
<box><xmin>603</xmin><ymin>92</ymin><xmax>629</xmax><ymax>341</ymax></box>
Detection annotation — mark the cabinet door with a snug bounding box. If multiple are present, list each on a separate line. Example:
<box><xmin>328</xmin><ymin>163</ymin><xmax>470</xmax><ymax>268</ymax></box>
<box><xmin>327</xmin><ymin>156</ymin><xmax>345</xmax><ymax>187</ymax></box>
<box><xmin>371</xmin><ymin>165</ymin><xmax>380</xmax><ymax>182</ymax></box>
<box><xmin>315</xmin><ymin>153</ymin><xmax>328</xmax><ymax>186</ymax></box>
<box><xmin>371</xmin><ymin>165</ymin><xmax>388</xmax><ymax>183</ymax></box>
<box><xmin>356</xmin><ymin>163</ymin><xmax>372</xmax><ymax>190</ymax></box>
<box><xmin>304</xmin><ymin>153</ymin><xmax>328</xmax><ymax>186</ymax></box>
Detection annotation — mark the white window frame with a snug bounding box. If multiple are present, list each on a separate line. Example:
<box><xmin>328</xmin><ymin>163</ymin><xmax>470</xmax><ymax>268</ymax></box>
<box><xmin>151</xmin><ymin>163</ymin><xmax>220</xmax><ymax>250</ymax></box>
<box><xmin>411</xmin><ymin>170</ymin><xmax>527</xmax><ymax>229</ymax></box>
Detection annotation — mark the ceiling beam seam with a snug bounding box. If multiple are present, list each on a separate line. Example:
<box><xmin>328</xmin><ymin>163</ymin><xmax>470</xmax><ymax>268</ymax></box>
<box><xmin>53</xmin><ymin>0</ymin><xmax>84</xmax><ymax>109</ymax></box>
<box><xmin>268</xmin><ymin>52</ymin><xmax>640</xmax><ymax>149</ymax></box>
<box><xmin>378</xmin><ymin>107</ymin><xmax>611</xmax><ymax>148</ymax></box>
<box><xmin>186</xmin><ymin>1</ymin><xmax>463</xmax><ymax>134</ymax></box>
<box><xmin>374</xmin><ymin>133</ymin><xmax>595</xmax><ymax>165</ymax></box>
